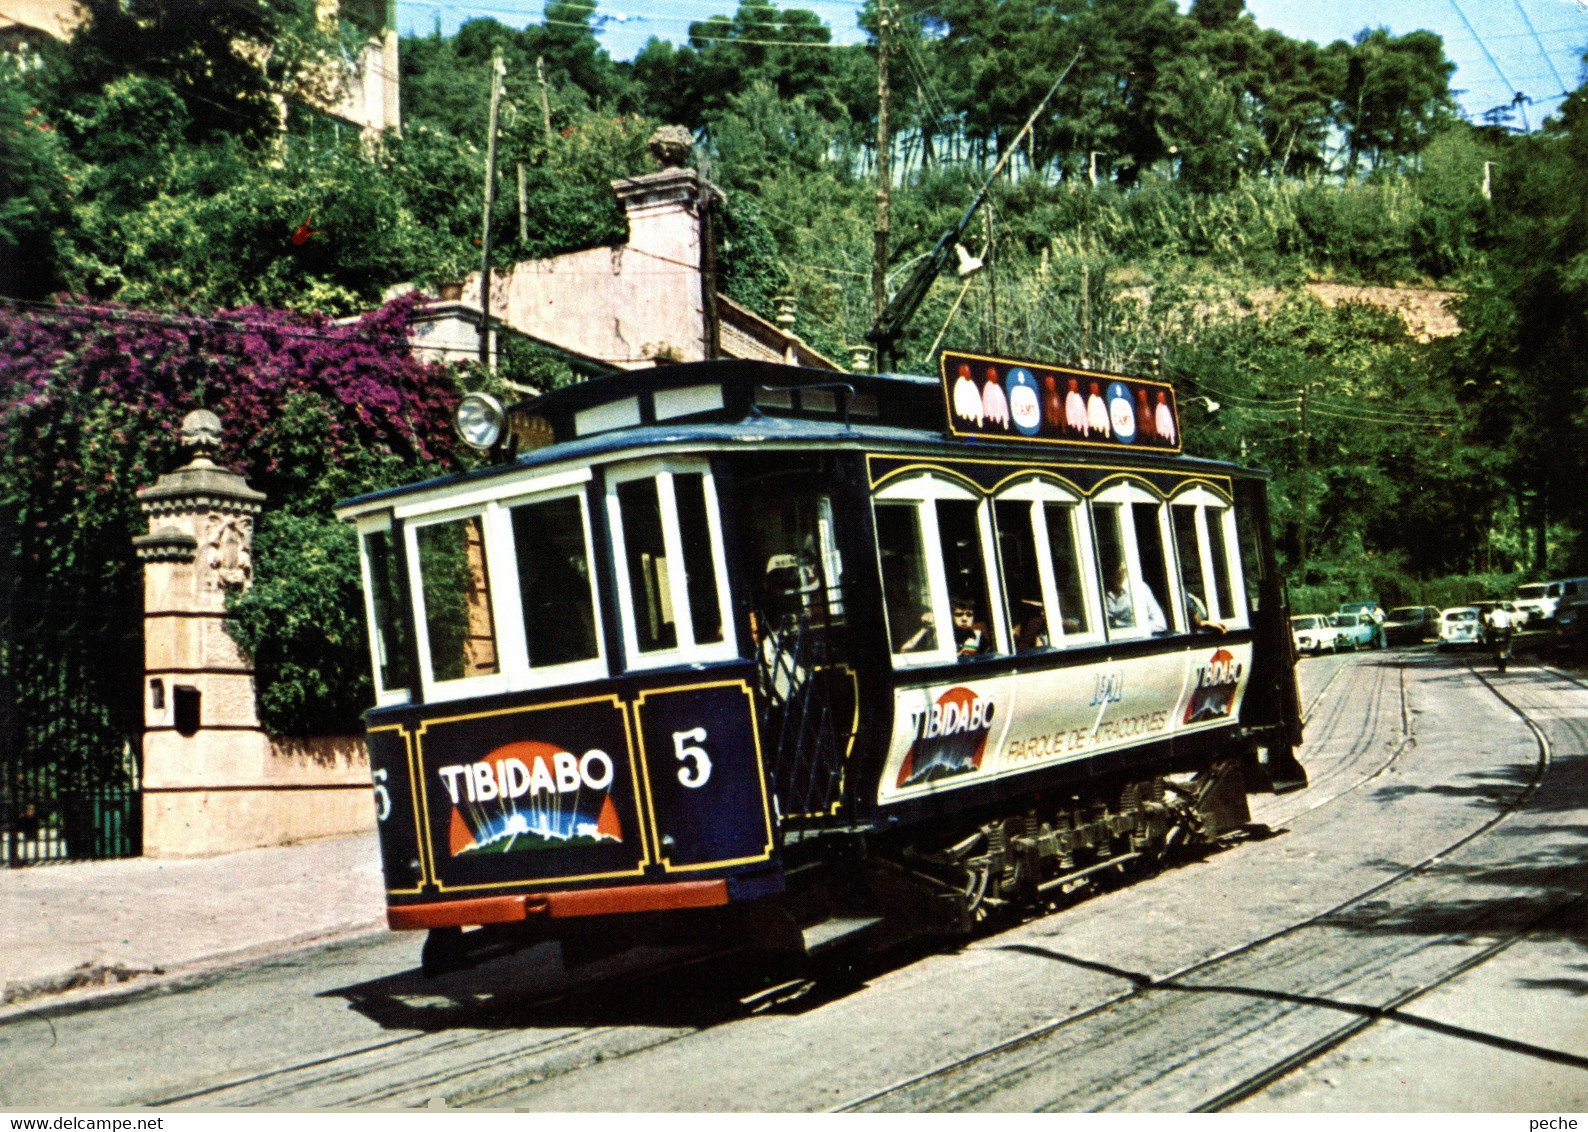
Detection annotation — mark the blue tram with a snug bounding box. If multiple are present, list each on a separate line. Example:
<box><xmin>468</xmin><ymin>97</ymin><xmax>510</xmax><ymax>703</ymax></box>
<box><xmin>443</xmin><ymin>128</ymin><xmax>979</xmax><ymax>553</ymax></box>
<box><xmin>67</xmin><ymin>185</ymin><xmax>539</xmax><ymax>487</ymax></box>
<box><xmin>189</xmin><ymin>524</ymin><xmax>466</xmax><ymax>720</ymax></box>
<box><xmin>335</xmin><ymin>350</ymin><xmax>1306</xmax><ymax>974</ymax></box>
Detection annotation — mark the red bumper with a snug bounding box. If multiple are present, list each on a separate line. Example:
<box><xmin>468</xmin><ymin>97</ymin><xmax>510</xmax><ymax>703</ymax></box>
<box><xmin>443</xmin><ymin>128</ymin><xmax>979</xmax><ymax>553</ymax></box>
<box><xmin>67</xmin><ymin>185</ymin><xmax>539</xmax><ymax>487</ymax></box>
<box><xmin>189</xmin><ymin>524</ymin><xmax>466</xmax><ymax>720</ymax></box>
<box><xmin>387</xmin><ymin>879</ymin><xmax>731</xmax><ymax>930</ymax></box>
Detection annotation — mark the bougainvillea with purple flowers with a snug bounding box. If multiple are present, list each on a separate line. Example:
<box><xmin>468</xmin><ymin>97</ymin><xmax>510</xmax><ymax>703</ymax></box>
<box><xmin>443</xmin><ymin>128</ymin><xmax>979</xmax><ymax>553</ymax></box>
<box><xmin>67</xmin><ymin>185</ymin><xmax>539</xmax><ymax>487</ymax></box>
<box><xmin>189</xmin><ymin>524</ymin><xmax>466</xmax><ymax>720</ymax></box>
<box><xmin>1</xmin><ymin>294</ymin><xmax>466</xmax><ymax>783</ymax></box>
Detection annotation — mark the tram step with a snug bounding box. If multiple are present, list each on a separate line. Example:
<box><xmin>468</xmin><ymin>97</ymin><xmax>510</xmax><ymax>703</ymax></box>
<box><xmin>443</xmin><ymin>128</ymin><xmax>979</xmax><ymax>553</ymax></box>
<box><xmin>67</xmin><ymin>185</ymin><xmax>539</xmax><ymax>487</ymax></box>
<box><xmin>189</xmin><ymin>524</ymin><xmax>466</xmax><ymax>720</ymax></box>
<box><xmin>801</xmin><ymin>916</ymin><xmax>884</xmax><ymax>954</ymax></box>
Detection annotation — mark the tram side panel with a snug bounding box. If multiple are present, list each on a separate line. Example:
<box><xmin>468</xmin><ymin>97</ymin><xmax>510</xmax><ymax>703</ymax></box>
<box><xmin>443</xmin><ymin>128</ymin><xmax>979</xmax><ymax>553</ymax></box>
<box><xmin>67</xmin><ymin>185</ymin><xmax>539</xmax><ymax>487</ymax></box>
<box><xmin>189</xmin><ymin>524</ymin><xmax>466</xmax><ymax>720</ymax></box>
<box><xmin>875</xmin><ymin>644</ymin><xmax>1251</xmax><ymax>809</ymax></box>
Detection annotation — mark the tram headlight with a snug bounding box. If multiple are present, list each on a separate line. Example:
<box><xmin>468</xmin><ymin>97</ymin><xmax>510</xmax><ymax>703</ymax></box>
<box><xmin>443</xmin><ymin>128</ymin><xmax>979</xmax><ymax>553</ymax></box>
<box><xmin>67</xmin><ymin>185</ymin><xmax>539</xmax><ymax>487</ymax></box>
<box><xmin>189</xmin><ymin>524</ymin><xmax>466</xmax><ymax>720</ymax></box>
<box><xmin>455</xmin><ymin>392</ymin><xmax>507</xmax><ymax>452</ymax></box>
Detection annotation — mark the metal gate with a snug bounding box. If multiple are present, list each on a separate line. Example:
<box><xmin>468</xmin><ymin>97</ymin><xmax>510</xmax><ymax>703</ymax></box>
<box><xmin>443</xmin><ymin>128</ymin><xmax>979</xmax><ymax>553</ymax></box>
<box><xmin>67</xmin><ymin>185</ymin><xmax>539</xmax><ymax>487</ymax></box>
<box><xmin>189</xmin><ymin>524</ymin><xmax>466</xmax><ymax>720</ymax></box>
<box><xmin>1</xmin><ymin>551</ymin><xmax>143</xmax><ymax>865</ymax></box>
<box><xmin>755</xmin><ymin>612</ymin><xmax>858</xmax><ymax>830</ymax></box>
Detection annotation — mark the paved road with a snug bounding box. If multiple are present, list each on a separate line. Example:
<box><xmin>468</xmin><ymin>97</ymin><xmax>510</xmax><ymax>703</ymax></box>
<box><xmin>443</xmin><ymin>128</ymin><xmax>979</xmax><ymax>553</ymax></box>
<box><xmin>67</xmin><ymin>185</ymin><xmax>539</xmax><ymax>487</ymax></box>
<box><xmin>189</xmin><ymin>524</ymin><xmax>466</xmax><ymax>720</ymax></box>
<box><xmin>3</xmin><ymin>649</ymin><xmax>1585</xmax><ymax>1111</ymax></box>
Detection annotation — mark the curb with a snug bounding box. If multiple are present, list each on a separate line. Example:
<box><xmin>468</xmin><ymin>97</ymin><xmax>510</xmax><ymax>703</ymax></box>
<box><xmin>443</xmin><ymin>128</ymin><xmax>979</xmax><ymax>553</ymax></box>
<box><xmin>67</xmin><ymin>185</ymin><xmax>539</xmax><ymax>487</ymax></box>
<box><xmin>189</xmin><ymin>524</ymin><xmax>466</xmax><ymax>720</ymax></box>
<box><xmin>0</xmin><ymin>917</ymin><xmax>389</xmax><ymax>1017</ymax></box>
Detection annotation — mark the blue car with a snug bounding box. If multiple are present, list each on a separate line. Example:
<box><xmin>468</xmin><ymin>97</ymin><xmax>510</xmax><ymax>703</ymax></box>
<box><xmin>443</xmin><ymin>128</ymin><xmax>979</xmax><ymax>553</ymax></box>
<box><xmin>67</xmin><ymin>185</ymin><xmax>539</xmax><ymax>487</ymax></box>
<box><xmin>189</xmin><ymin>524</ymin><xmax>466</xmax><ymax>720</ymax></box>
<box><xmin>1328</xmin><ymin>613</ymin><xmax>1376</xmax><ymax>650</ymax></box>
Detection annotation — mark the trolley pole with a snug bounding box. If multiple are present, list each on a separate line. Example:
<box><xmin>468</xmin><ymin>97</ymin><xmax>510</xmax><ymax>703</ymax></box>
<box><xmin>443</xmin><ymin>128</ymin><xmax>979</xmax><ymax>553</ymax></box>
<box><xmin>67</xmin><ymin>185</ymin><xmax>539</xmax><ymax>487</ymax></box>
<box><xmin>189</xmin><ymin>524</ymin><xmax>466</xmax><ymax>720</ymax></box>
<box><xmin>871</xmin><ymin>0</ymin><xmax>892</xmax><ymax>364</ymax></box>
<box><xmin>479</xmin><ymin>49</ymin><xmax>506</xmax><ymax>369</ymax></box>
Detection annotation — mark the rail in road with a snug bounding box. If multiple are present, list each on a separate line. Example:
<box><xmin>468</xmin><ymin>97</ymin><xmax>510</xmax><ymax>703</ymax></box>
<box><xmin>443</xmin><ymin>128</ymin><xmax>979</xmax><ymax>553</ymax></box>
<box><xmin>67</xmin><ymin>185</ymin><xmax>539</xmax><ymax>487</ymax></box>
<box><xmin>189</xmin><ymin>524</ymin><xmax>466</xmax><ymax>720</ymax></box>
<box><xmin>3</xmin><ymin>649</ymin><xmax>1585</xmax><ymax>1110</ymax></box>
<box><xmin>843</xmin><ymin>655</ymin><xmax>1585</xmax><ymax>1111</ymax></box>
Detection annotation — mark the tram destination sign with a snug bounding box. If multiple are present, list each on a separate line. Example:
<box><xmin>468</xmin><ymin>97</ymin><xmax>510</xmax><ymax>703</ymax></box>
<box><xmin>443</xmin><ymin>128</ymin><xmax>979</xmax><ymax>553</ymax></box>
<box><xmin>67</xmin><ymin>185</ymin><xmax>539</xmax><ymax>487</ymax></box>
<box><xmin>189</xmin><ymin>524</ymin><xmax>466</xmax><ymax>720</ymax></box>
<box><xmin>939</xmin><ymin>349</ymin><xmax>1183</xmax><ymax>454</ymax></box>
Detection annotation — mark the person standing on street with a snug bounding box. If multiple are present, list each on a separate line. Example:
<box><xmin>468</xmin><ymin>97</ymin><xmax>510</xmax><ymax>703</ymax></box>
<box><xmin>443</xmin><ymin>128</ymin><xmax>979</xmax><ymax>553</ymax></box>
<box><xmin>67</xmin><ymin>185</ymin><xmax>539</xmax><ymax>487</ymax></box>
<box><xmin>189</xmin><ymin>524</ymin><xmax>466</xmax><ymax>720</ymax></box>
<box><xmin>1371</xmin><ymin>604</ymin><xmax>1387</xmax><ymax>649</ymax></box>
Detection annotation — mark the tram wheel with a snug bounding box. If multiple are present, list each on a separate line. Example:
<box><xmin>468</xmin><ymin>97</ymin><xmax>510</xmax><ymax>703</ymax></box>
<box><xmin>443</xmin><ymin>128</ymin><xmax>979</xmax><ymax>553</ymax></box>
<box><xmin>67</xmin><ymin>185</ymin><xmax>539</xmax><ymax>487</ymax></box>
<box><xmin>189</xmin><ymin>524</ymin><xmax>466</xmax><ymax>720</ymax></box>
<box><xmin>420</xmin><ymin>926</ymin><xmax>466</xmax><ymax>979</ymax></box>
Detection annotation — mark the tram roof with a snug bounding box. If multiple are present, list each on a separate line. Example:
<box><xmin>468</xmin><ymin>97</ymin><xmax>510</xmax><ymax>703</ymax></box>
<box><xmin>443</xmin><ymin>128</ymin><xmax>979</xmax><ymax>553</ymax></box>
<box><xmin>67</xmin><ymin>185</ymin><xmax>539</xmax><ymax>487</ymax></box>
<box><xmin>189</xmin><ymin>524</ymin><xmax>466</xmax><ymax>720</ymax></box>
<box><xmin>336</xmin><ymin>359</ymin><xmax>1261</xmax><ymax>519</ymax></box>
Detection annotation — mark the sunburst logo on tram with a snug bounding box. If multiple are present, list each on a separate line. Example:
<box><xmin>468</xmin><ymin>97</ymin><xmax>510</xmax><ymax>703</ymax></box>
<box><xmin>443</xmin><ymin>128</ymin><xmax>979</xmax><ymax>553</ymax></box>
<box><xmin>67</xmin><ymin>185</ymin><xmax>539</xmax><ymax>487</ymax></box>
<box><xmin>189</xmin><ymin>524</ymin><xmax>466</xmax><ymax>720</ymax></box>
<box><xmin>1183</xmin><ymin>648</ymin><xmax>1242</xmax><ymax>724</ymax></box>
<box><xmin>437</xmin><ymin>740</ymin><xmax>623</xmax><ymax>856</ymax></box>
<box><xmin>896</xmin><ymin>686</ymin><xmax>996</xmax><ymax>788</ymax></box>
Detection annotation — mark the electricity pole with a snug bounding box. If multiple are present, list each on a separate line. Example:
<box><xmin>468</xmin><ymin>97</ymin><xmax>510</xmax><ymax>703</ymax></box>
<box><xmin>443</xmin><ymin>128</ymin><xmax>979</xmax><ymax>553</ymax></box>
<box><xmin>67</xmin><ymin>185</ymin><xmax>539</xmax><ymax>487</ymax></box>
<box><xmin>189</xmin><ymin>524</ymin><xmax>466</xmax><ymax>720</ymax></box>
<box><xmin>479</xmin><ymin>49</ymin><xmax>506</xmax><ymax>368</ymax></box>
<box><xmin>1297</xmin><ymin>384</ymin><xmax>1312</xmax><ymax>583</ymax></box>
<box><xmin>518</xmin><ymin>163</ymin><xmax>528</xmax><ymax>244</ymax></box>
<box><xmin>535</xmin><ymin>56</ymin><xmax>553</xmax><ymax>142</ymax></box>
<box><xmin>871</xmin><ymin>0</ymin><xmax>892</xmax><ymax>355</ymax></box>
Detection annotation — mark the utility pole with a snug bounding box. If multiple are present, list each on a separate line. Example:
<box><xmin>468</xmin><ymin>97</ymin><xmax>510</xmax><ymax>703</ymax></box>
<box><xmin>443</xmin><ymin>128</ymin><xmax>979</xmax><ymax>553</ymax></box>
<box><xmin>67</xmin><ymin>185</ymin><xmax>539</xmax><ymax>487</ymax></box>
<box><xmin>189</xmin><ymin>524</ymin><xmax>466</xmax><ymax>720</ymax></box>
<box><xmin>479</xmin><ymin>49</ymin><xmax>506</xmax><ymax>368</ymax></box>
<box><xmin>1080</xmin><ymin>261</ymin><xmax>1091</xmax><ymax>367</ymax></box>
<box><xmin>871</xmin><ymin>0</ymin><xmax>892</xmax><ymax>357</ymax></box>
<box><xmin>984</xmin><ymin>206</ymin><xmax>997</xmax><ymax>351</ymax></box>
<box><xmin>518</xmin><ymin>163</ymin><xmax>528</xmax><ymax>244</ymax></box>
<box><xmin>1297</xmin><ymin>384</ymin><xmax>1312</xmax><ymax>583</ymax></box>
<box><xmin>535</xmin><ymin>56</ymin><xmax>553</xmax><ymax>142</ymax></box>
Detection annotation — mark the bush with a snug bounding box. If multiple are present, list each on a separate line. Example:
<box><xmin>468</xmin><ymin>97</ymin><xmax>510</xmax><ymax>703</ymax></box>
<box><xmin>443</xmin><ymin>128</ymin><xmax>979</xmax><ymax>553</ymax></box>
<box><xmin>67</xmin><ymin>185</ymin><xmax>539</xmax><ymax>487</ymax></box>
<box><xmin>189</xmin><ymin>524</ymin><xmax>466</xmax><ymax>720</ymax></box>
<box><xmin>0</xmin><ymin>295</ymin><xmax>463</xmax><ymax>777</ymax></box>
<box><xmin>224</xmin><ymin>512</ymin><xmax>373</xmax><ymax>735</ymax></box>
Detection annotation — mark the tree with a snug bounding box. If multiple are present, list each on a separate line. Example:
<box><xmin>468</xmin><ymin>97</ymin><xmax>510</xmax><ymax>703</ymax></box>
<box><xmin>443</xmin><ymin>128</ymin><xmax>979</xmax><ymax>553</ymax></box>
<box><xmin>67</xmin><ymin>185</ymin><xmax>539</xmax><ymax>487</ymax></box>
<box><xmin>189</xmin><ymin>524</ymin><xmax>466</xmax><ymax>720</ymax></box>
<box><xmin>45</xmin><ymin>0</ymin><xmax>358</xmax><ymax>148</ymax></box>
<box><xmin>1332</xmin><ymin>28</ymin><xmax>1456</xmax><ymax>174</ymax></box>
<box><xmin>0</xmin><ymin>52</ymin><xmax>73</xmax><ymax>299</ymax></box>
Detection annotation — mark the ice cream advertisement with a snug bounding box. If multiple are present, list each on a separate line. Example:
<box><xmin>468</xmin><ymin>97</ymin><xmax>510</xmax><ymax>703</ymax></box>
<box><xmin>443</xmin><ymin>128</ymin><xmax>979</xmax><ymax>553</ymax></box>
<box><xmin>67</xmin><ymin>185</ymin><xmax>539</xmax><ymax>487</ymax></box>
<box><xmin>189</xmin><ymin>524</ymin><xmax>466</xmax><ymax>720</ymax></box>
<box><xmin>940</xmin><ymin>350</ymin><xmax>1182</xmax><ymax>453</ymax></box>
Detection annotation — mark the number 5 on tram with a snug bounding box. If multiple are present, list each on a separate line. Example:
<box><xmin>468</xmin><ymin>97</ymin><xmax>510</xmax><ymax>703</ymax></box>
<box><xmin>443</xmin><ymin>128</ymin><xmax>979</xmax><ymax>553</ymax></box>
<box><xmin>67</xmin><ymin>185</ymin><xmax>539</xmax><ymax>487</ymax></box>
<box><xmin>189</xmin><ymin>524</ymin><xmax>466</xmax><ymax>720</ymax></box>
<box><xmin>335</xmin><ymin>351</ymin><xmax>1306</xmax><ymax>975</ymax></box>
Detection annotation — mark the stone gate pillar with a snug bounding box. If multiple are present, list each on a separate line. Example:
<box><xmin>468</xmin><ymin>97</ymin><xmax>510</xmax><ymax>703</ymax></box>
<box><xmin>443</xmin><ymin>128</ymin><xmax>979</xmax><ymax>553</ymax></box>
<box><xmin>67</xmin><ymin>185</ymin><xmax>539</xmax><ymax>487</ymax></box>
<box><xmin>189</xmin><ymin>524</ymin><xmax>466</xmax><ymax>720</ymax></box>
<box><xmin>133</xmin><ymin>410</ymin><xmax>373</xmax><ymax>857</ymax></box>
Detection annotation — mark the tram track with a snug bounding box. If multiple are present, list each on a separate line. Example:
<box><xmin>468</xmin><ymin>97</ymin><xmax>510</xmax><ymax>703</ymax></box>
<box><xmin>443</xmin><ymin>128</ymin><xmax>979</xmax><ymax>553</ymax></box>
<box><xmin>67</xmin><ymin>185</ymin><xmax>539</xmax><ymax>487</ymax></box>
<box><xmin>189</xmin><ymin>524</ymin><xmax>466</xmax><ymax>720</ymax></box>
<box><xmin>145</xmin><ymin>948</ymin><xmax>726</xmax><ymax>1108</ymax></box>
<box><xmin>1257</xmin><ymin>654</ymin><xmax>1412</xmax><ymax>827</ymax></box>
<box><xmin>840</xmin><ymin>655</ymin><xmax>1573</xmax><ymax>1112</ymax></box>
<box><xmin>92</xmin><ymin>654</ymin><xmax>1582</xmax><ymax>1111</ymax></box>
<box><xmin>143</xmin><ymin>660</ymin><xmax>1403</xmax><ymax>1108</ymax></box>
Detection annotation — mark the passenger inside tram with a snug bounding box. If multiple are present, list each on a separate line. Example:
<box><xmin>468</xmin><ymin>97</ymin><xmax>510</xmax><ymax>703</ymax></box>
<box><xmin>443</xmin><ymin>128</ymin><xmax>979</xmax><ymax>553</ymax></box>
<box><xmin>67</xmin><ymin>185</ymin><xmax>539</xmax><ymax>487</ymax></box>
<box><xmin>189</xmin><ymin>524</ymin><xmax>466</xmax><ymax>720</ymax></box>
<box><xmin>950</xmin><ymin>595</ymin><xmax>992</xmax><ymax>658</ymax></box>
<box><xmin>1105</xmin><ymin>560</ymin><xmax>1168</xmax><ymax>633</ymax></box>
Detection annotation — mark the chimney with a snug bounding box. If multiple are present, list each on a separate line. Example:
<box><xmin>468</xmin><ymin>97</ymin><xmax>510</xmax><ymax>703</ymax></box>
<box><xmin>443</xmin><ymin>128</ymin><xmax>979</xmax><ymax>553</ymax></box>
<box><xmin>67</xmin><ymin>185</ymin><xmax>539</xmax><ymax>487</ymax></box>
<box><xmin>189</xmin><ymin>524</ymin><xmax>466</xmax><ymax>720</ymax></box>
<box><xmin>611</xmin><ymin>125</ymin><xmax>706</xmax><ymax>266</ymax></box>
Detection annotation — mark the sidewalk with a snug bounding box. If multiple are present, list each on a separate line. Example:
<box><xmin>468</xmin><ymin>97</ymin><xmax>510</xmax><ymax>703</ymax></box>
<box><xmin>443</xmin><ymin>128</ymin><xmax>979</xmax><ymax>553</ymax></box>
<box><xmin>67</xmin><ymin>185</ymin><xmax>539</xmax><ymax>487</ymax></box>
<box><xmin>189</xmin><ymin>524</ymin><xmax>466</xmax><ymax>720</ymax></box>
<box><xmin>0</xmin><ymin>832</ymin><xmax>387</xmax><ymax>1006</ymax></box>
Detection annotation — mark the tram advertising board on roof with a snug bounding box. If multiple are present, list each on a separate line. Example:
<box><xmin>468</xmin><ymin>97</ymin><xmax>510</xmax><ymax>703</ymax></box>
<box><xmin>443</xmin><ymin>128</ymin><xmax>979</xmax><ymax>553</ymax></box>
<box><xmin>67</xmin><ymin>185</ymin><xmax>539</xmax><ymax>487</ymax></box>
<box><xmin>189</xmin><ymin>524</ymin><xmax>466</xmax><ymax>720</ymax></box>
<box><xmin>941</xmin><ymin>349</ymin><xmax>1183</xmax><ymax>454</ymax></box>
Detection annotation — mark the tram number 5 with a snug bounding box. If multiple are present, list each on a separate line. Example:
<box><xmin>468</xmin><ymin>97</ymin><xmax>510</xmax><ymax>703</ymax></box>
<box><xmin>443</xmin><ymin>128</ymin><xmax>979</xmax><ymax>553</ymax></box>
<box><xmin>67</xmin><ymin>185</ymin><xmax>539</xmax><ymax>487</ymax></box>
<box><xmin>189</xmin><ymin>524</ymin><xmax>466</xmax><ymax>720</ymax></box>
<box><xmin>371</xmin><ymin>768</ymin><xmax>392</xmax><ymax>822</ymax></box>
<box><xmin>671</xmin><ymin>727</ymin><xmax>713</xmax><ymax>788</ymax></box>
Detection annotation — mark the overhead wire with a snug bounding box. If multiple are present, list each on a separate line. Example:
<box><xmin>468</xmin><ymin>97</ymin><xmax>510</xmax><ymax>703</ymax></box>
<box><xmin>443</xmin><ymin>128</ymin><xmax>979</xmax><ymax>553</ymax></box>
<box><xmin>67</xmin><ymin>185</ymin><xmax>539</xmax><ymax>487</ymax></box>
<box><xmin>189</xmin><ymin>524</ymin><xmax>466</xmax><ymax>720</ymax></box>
<box><xmin>1448</xmin><ymin>0</ymin><xmax>1520</xmax><ymax>94</ymax></box>
<box><xmin>1511</xmin><ymin>0</ymin><xmax>1571</xmax><ymax>94</ymax></box>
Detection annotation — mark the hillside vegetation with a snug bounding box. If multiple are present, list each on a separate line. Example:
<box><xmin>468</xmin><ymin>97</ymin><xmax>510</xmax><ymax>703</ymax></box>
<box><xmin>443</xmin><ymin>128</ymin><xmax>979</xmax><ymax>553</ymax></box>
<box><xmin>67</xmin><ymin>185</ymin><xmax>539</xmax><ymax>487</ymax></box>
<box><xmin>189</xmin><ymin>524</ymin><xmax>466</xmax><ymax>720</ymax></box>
<box><xmin>3</xmin><ymin>0</ymin><xmax>1588</xmax><ymax>758</ymax></box>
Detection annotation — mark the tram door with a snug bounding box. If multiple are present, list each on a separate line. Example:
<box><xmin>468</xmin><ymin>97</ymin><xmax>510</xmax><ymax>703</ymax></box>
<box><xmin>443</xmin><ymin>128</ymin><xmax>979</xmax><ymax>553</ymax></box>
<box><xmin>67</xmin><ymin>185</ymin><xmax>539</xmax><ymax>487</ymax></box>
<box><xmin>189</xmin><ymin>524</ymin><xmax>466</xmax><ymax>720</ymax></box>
<box><xmin>735</xmin><ymin>465</ymin><xmax>858</xmax><ymax>827</ymax></box>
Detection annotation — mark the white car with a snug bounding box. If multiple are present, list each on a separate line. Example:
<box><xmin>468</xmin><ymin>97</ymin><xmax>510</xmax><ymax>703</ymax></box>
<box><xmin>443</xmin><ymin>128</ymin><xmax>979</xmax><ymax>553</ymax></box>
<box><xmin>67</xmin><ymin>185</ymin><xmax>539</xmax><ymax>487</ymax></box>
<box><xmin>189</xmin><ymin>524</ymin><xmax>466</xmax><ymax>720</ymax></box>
<box><xmin>1290</xmin><ymin>614</ymin><xmax>1338</xmax><ymax>655</ymax></box>
<box><xmin>1437</xmin><ymin>606</ymin><xmax>1482</xmax><ymax>649</ymax></box>
<box><xmin>1513</xmin><ymin>577</ymin><xmax>1588</xmax><ymax>625</ymax></box>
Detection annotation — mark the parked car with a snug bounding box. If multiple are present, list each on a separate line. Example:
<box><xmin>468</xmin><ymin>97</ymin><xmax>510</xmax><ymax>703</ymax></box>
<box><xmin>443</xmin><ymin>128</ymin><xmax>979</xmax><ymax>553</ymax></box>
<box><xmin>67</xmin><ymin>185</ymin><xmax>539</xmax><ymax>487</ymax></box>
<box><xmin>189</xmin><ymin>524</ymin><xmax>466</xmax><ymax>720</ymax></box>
<box><xmin>1339</xmin><ymin>601</ymin><xmax>1383</xmax><ymax>621</ymax></box>
<box><xmin>1470</xmin><ymin>600</ymin><xmax>1521</xmax><ymax>644</ymax></box>
<box><xmin>1329</xmin><ymin>612</ymin><xmax>1377</xmax><ymax>650</ymax></box>
<box><xmin>1557</xmin><ymin>593</ymin><xmax>1588</xmax><ymax>645</ymax></box>
<box><xmin>1383</xmin><ymin>605</ymin><xmax>1440</xmax><ymax>646</ymax></box>
<box><xmin>1290</xmin><ymin>614</ymin><xmax>1338</xmax><ymax>655</ymax></box>
<box><xmin>1438</xmin><ymin>606</ymin><xmax>1482</xmax><ymax>649</ymax></box>
<box><xmin>1512</xmin><ymin>577</ymin><xmax>1588</xmax><ymax>626</ymax></box>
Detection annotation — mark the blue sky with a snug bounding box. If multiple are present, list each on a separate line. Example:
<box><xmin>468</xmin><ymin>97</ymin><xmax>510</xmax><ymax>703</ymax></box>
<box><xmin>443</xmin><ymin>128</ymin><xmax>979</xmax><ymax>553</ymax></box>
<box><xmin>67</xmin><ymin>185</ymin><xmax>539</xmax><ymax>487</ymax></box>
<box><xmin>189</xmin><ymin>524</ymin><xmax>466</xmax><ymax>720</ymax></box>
<box><xmin>398</xmin><ymin>0</ymin><xmax>1588</xmax><ymax>130</ymax></box>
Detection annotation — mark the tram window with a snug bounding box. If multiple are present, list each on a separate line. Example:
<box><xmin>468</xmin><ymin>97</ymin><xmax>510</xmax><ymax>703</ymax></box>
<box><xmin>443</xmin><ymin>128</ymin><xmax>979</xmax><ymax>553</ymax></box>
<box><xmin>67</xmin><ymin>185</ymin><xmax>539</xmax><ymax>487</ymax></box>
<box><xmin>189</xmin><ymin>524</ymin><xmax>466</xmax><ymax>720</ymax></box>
<box><xmin>1233</xmin><ymin>486</ymin><xmax>1264</xmax><ymax>612</ymax></box>
<box><xmin>1095</xmin><ymin>503</ymin><xmax>1139</xmax><ymax>633</ymax></box>
<box><xmin>1131</xmin><ymin>502</ymin><xmax>1174</xmax><ymax>635</ymax></box>
<box><xmin>745</xmin><ymin>487</ymin><xmax>843</xmax><ymax>628</ymax></box>
<box><xmin>995</xmin><ymin>500</ymin><xmax>1048</xmax><ymax>652</ymax></box>
<box><xmin>1171</xmin><ymin>488</ymin><xmax>1249</xmax><ymax>628</ymax></box>
<box><xmin>672</xmin><ymin>472</ymin><xmax>724</xmax><ymax>646</ymax></box>
<box><xmin>936</xmin><ymin>499</ymin><xmax>997</xmax><ymax>658</ymax></box>
<box><xmin>1043</xmin><ymin>503</ymin><xmax>1093</xmax><ymax>638</ymax></box>
<box><xmin>414</xmin><ymin>514</ymin><xmax>500</xmax><ymax>682</ymax></box>
<box><xmin>876</xmin><ymin>502</ymin><xmax>937</xmax><ymax>654</ymax></box>
<box><xmin>615</xmin><ymin>477</ymin><xmax>676</xmax><ymax>652</ymax></box>
<box><xmin>607</xmin><ymin>461</ymin><xmax>737</xmax><ymax>669</ymax></box>
<box><xmin>1206</xmin><ymin>508</ymin><xmax>1237</xmax><ymax>619</ymax></box>
<box><xmin>362</xmin><ymin>528</ymin><xmax>413</xmax><ymax>693</ymax></box>
<box><xmin>1171</xmin><ymin>504</ymin><xmax>1209</xmax><ymax>627</ymax></box>
<box><xmin>509</xmin><ymin>495</ymin><xmax>599</xmax><ymax>667</ymax></box>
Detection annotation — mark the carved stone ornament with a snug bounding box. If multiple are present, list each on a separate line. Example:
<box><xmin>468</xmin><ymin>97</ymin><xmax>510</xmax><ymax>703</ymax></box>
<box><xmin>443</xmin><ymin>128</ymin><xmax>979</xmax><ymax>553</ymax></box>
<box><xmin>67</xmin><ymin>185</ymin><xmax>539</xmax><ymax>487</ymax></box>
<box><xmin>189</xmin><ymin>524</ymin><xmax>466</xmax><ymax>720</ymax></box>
<box><xmin>646</xmin><ymin>125</ymin><xmax>695</xmax><ymax>169</ymax></box>
<box><xmin>204</xmin><ymin>513</ymin><xmax>253</xmax><ymax>591</ymax></box>
<box><xmin>179</xmin><ymin>409</ymin><xmax>223</xmax><ymax>465</ymax></box>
